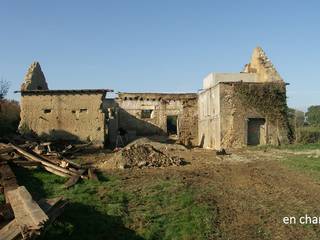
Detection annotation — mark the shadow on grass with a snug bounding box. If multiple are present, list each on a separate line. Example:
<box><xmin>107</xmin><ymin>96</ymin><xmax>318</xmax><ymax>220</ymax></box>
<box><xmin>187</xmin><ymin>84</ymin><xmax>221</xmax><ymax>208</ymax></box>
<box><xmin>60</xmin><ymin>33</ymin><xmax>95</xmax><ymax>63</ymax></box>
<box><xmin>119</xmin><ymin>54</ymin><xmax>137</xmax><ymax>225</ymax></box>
<box><xmin>12</xmin><ymin>165</ymin><xmax>49</xmax><ymax>200</ymax></box>
<box><xmin>12</xmin><ymin>166</ymin><xmax>144</xmax><ymax>240</ymax></box>
<box><xmin>41</xmin><ymin>202</ymin><xmax>144</xmax><ymax>240</ymax></box>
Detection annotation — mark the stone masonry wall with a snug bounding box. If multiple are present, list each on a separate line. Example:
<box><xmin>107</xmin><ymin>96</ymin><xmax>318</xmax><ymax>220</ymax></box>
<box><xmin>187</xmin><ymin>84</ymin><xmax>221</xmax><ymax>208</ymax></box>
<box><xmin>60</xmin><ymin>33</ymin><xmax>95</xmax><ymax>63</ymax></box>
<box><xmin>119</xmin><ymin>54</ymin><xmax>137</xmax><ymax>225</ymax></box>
<box><xmin>177</xmin><ymin>97</ymin><xmax>198</xmax><ymax>146</ymax></box>
<box><xmin>19</xmin><ymin>93</ymin><xmax>106</xmax><ymax>146</ymax></box>
<box><xmin>198</xmin><ymin>85</ymin><xmax>221</xmax><ymax>149</ymax></box>
<box><xmin>115</xmin><ymin>93</ymin><xmax>198</xmax><ymax>146</ymax></box>
<box><xmin>219</xmin><ymin>83</ymin><xmax>289</xmax><ymax>149</ymax></box>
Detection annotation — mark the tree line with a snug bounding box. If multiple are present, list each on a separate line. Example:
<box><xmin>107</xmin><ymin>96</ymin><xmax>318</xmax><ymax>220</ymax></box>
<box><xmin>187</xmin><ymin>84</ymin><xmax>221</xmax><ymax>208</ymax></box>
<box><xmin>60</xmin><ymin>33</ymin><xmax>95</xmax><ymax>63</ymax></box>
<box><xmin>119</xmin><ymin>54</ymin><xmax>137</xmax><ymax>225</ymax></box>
<box><xmin>288</xmin><ymin>106</ymin><xmax>320</xmax><ymax>144</ymax></box>
<box><xmin>0</xmin><ymin>79</ymin><xmax>20</xmax><ymax>137</ymax></box>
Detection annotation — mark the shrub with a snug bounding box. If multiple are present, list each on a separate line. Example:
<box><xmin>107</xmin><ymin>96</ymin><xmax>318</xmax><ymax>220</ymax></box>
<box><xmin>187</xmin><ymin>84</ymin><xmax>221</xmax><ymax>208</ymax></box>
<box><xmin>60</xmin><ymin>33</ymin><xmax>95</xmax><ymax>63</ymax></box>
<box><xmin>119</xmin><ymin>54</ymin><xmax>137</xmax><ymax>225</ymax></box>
<box><xmin>0</xmin><ymin>100</ymin><xmax>20</xmax><ymax>137</ymax></box>
<box><xmin>296</xmin><ymin>127</ymin><xmax>320</xmax><ymax>144</ymax></box>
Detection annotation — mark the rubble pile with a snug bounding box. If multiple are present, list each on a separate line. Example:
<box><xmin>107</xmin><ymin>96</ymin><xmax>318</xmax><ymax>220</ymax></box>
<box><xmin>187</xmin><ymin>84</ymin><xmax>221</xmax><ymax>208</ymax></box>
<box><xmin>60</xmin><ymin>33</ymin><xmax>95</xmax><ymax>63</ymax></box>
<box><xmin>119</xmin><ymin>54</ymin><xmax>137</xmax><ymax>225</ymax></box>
<box><xmin>115</xmin><ymin>139</ymin><xmax>187</xmax><ymax>169</ymax></box>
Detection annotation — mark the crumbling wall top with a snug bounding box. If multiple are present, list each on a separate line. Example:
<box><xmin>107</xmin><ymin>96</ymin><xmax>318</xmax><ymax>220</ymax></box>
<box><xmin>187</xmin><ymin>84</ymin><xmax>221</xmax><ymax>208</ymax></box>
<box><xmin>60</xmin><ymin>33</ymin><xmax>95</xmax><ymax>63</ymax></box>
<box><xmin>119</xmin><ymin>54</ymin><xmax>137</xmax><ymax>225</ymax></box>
<box><xmin>118</xmin><ymin>92</ymin><xmax>198</xmax><ymax>101</ymax></box>
<box><xmin>21</xmin><ymin>62</ymin><xmax>49</xmax><ymax>91</ymax></box>
<box><xmin>243</xmin><ymin>47</ymin><xmax>283</xmax><ymax>82</ymax></box>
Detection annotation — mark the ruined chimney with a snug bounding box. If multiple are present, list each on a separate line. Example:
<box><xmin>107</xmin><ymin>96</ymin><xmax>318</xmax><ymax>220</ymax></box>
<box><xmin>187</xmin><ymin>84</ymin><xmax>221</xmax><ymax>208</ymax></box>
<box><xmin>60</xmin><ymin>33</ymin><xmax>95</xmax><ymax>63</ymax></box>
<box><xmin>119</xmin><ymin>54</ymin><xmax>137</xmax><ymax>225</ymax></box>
<box><xmin>21</xmin><ymin>62</ymin><xmax>49</xmax><ymax>91</ymax></box>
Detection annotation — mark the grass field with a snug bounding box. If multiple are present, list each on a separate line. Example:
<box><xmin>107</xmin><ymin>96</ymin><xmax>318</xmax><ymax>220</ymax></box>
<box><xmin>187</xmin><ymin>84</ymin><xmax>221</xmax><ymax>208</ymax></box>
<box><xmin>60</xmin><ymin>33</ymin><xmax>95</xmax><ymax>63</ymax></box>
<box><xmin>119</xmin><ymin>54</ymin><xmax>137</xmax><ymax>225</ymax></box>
<box><xmin>12</xmin><ymin>166</ymin><xmax>218</xmax><ymax>240</ymax></box>
<box><xmin>4</xmin><ymin>143</ymin><xmax>320</xmax><ymax>239</ymax></box>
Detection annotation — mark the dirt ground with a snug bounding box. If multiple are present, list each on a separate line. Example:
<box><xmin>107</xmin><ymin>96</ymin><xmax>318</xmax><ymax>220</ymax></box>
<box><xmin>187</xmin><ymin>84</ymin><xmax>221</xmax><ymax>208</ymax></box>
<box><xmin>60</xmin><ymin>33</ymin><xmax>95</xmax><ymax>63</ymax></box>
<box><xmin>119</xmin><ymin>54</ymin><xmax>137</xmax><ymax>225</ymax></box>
<box><xmin>75</xmin><ymin>142</ymin><xmax>320</xmax><ymax>240</ymax></box>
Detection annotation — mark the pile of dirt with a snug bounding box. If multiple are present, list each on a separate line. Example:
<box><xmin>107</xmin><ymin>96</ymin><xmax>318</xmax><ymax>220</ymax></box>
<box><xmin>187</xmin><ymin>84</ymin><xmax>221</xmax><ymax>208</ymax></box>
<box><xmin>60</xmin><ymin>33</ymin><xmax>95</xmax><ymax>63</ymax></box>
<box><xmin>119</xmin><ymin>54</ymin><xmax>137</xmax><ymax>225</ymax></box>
<box><xmin>103</xmin><ymin>138</ymin><xmax>187</xmax><ymax>169</ymax></box>
<box><xmin>118</xmin><ymin>143</ymin><xmax>185</xmax><ymax>169</ymax></box>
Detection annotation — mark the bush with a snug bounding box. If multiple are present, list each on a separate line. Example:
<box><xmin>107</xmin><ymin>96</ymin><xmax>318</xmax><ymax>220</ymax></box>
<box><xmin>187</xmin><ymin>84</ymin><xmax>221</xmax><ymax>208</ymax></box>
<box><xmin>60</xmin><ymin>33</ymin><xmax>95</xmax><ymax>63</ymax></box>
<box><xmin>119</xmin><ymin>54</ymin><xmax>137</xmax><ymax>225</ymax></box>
<box><xmin>296</xmin><ymin>127</ymin><xmax>320</xmax><ymax>144</ymax></box>
<box><xmin>0</xmin><ymin>100</ymin><xmax>20</xmax><ymax>137</ymax></box>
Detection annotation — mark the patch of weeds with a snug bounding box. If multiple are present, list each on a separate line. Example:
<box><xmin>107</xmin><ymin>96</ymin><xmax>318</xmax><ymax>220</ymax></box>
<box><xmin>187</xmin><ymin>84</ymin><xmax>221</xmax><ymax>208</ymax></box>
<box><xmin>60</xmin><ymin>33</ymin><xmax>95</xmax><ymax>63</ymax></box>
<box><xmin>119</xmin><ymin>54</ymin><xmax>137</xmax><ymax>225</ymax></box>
<box><xmin>282</xmin><ymin>143</ymin><xmax>320</xmax><ymax>151</ymax></box>
<box><xmin>250</xmin><ymin>143</ymin><xmax>320</xmax><ymax>152</ymax></box>
<box><xmin>282</xmin><ymin>155</ymin><xmax>320</xmax><ymax>180</ymax></box>
<box><xmin>12</xmin><ymin>166</ymin><xmax>218</xmax><ymax>240</ymax></box>
<box><xmin>127</xmin><ymin>179</ymin><xmax>218</xmax><ymax>240</ymax></box>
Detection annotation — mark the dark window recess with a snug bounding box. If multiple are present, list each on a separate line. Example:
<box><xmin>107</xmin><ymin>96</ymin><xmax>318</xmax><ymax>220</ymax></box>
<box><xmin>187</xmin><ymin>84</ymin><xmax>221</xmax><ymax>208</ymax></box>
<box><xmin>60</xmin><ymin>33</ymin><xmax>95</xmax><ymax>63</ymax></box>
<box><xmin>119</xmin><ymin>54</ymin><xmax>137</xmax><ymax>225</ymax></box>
<box><xmin>71</xmin><ymin>110</ymin><xmax>76</xmax><ymax>114</ymax></box>
<box><xmin>167</xmin><ymin>115</ymin><xmax>178</xmax><ymax>135</ymax></box>
<box><xmin>80</xmin><ymin>109</ymin><xmax>88</xmax><ymax>113</ymax></box>
<box><xmin>44</xmin><ymin>109</ymin><xmax>51</xmax><ymax>114</ymax></box>
<box><xmin>141</xmin><ymin>110</ymin><xmax>152</xmax><ymax>119</ymax></box>
<box><xmin>247</xmin><ymin>118</ymin><xmax>266</xmax><ymax>146</ymax></box>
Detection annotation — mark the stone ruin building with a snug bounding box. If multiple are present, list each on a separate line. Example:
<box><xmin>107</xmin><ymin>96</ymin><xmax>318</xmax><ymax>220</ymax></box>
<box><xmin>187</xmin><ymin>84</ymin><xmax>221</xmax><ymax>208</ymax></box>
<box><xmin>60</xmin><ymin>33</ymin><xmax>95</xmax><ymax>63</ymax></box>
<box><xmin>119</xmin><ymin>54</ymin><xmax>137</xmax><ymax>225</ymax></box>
<box><xmin>18</xmin><ymin>63</ymin><xmax>111</xmax><ymax>147</ymax></box>
<box><xmin>17</xmin><ymin>47</ymin><xmax>290</xmax><ymax>149</ymax></box>
<box><xmin>198</xmin><ymin>47</ymin><xmax>290</xmax><ymax>149</ymax></box>
<box><xmin>104</xmin><ymin>92</ymin><xmax>198</xmax><ymax>147</ymax></box>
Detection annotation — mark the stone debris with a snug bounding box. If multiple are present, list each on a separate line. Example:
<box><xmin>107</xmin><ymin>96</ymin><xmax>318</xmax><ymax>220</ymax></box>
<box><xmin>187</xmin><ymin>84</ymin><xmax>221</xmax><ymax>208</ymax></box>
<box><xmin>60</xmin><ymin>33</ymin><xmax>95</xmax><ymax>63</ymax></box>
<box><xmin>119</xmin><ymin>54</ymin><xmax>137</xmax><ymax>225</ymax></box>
<box><xmin>112</xmin><ymin>138</ymin><xmax>187</xmax><ymax>169</ymax></box>
<box><xmin>21</xmin><ymin>62</ymin><xmax>48</xmax><ymax>91</ymax></box>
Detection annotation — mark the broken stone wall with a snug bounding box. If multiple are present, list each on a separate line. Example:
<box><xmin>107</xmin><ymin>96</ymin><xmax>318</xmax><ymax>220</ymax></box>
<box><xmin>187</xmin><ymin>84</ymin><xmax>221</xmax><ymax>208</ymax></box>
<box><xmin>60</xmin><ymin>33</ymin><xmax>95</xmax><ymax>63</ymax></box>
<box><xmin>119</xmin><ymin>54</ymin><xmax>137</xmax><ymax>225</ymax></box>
<box><xmin>21</xmin><ymin>62</ymin><xmax>49</xmax><ymax>91</ymax></box>
<box><xmin>243</xmin><ymin>47</ymin><xmax>283</xmax><ymax>82</ymax></box>
<box><xmin>198</xmin><ymin>85</ymin><xmax>221</xmax><ymax>149</ymax></box>
<box><xmin>219</xmin><ymin>82</ymin><xmax>289</xmax><ymax>149</ymax></box>
<box><xmin>19</xmin><ymin>93</ymin><xmax>106</xmax><ymax>146</ymax></box>
<box><xmin>114</xmin><ymin>93</ymin><xmax>198</xmax><ymax>146</ymax></box>
<box><xmin>178</xmin><ymin>97</ymin><xmax>198</xmax><ymax>146</ymax></box>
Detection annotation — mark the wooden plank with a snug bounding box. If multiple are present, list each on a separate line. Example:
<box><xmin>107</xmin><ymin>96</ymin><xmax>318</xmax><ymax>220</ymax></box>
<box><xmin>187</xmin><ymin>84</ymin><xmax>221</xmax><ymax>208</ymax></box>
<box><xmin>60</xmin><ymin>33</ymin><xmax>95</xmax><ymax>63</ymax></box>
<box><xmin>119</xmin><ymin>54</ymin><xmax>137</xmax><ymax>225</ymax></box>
<box><xmin>64</xmin><ymin>175</ymin><xmax>81</xmax><ymax>189</ymax></box>
<box><xmin>12</xmin><ymin>160</ymin><xmax>41</xmax><ymax>167</ymax></box>
<box><xmin>88</xmin><ymin>168</ymin><xmax>98</xmax><ymax>180</ymax></box>
<box><xmin>60</xmin><ymin>158</ymin><xmax>82</xmax><ymax>169</ymax></box>
<box><xmin>64</xmin><ymin>169</ymin><xmax>85</xmax><ymax>188</ymax></box>
<box><xmin>7</xmin><ymin>186</ymin><xmax>48</xmax><ymax>229</ymax></box>
<box><xmin>38</xmin><ymin>197</ymin><xmax>63</xmax><ymax>213</ymax></box>
<box><xmin>0</xmin><ymin>147</ymin><xmax>14</xmax><ymax>155</ymax></box>
<box><xmin>0</xmin><ymin>162</ymin><xmax>19</xmax><ymax>203</ymax></box>
<box><xmin>9</xmin><ymin>144</ymin><xmax>78</xmax><ymax>177</ymax></box>
<box><xmin>42</xmin><ymin>166</ymin><xmax>70</xmax><ymax>178</ymax></box>
<box><xmin>45</xmin><ymin>200</ymin><xmax>68</xmax><ymax>224</ymax></box>
<box><xmin>0</xmin><ymin>219</ymin><xmax>21</xmax><ymax>240</ymax></box>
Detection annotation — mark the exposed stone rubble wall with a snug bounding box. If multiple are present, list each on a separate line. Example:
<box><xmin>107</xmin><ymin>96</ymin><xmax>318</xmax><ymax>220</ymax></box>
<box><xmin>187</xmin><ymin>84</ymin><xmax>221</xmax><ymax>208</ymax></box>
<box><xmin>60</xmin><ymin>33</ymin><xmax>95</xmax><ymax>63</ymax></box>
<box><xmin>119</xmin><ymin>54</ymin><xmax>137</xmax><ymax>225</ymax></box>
<box><xmin>19</xmin><ymin>92</ymin><xmax>106</xmax><ymax>147</ymax></box>
<box><xmin>198</xmin><ymin>47</ymin><xmax>289</xmax><ymax>149</ymax></box>
<box><xmin>219</xmin><ymin>83</ymin><xmax>288</xmax><ymax>149</ymax></box>
<box><xmin>243</xmin><ymin>47</ymin><xmax>283</xmax><ymax>82</ymax></box>
<box><xmin>108</xmin><ymin>93</ymin><xmax>198</xmax><ymax>146</ymax></box>
<box><xmin>178</xmin><ymin>97</ymin><xmax>198</xmax><ymax>146</ymax></box>
<box><xmin>21</xmin><ymin>62</ymin><xmax>49</xmax><ymax>91</ymax></box>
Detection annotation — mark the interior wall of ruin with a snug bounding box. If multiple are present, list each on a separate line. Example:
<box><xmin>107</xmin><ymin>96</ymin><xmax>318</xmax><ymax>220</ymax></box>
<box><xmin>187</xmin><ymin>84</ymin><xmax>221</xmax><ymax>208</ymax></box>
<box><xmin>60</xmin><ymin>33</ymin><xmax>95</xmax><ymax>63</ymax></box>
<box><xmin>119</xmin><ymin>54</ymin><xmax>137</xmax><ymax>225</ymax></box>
<box><xmin>178</xmin><ymin>97</ymin><xmax>198</xmax><ymax>146</ymax></box>
<box><xmin>19</xmin><ymin>93</ymin><xmax>106</xmax><ymax>146</ymax></box>
<box><xmin>112</xmin><ymin>93</ymin><xmax>198</xmax><ymax>146</ymax></box>
<box><xmin>198</xmin><ymin>85</ymin><xmax>221</xmax><ymax>149</ymax></box>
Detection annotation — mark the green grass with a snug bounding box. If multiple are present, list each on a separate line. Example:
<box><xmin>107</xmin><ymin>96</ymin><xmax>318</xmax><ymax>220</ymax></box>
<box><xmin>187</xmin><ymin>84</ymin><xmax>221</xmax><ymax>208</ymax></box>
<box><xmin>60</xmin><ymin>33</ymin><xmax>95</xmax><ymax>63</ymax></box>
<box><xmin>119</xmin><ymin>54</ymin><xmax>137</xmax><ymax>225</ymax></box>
<box><xmin>250</xmin><ymin>143</ymin><xmax>320</xmax><ymax>152</ymax></box>
<box><xmin>12</xmin><ymin>166</ymin><xmax>217</xmax><ymax>240</ymax></box>
<box><xmin>282</xmin><ymin>155</ymin><xmax>320</xmax><ymax>180</ymax></box>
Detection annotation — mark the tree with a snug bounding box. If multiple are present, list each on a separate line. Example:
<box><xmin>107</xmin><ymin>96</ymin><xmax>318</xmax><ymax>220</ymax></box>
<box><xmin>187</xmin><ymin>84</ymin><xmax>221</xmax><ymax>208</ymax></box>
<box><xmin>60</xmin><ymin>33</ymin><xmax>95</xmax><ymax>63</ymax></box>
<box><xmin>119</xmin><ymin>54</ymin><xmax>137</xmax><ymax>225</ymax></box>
<box><xmin>306</xmin><ymin>105</ymin><xmax>320</xmax><ymax>126</ymax></box>
<box><xmin>295</xmin><ymin>110</ymin><xmax>305</xmax><ymax>127</ymax></box>
<box><xmin>288</xmin><ymin>108</ymin><xmax>304</xmax><ymax>127</ymax></box>
<box><xmin>0</xmin><ymin>79</ymin><xmax>9</xmax><ymax>100</ymax></box>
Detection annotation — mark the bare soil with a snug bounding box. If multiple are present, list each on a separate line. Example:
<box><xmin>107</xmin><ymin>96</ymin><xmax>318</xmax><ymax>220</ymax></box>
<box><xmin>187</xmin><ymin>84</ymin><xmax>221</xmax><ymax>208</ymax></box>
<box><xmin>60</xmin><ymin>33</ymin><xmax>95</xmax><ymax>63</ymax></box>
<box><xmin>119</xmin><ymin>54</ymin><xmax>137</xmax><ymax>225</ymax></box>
<box><xmin>76</xmin><ymin>143</ymin><xmax>320</xmax><ymax>240</ymax></box>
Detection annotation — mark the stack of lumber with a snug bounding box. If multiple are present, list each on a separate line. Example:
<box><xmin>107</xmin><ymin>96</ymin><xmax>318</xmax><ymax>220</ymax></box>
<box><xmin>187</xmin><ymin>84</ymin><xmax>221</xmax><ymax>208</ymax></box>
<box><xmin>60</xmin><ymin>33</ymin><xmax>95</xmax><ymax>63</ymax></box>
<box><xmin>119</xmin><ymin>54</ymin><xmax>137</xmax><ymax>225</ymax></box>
<box><xmin>0</xmin><ymin>161</ymin><xmax>67</xmax><ymax>240</ymax></box>
<box><xmin>0</xmin><ymin>141</ymin><xmax>98</xmax><ymax>239</ymax></box>
<box><xmin>2</xmin><ymin>143</ymin><xmax>98</xmax><ymax>188</ymax></box>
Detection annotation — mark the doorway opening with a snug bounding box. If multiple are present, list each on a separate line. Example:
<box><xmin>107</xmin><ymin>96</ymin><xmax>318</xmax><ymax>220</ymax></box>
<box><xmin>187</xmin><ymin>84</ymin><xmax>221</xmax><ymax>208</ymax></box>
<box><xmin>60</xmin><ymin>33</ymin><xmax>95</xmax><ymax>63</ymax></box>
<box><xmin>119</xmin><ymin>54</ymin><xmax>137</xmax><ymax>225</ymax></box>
<box><xmin>247</xmin><ymin>118</ymin><xmax>266</xmax><ymax>146</ymax></box>
<box><xmin>167</xmin><ymin>115</ymin><xmax>178</xmax><ymax>135</ymax></box>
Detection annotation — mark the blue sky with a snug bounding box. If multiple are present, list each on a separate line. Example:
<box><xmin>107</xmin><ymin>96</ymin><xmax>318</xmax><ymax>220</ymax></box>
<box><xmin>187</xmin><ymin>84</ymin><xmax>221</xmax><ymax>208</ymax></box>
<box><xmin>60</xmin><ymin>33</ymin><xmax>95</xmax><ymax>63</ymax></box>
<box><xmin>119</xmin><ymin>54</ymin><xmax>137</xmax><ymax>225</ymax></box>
<box><xmin>0</xmin><ymin>0</ymin><xmax>319</xmax><ymax>111</ymax></box>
